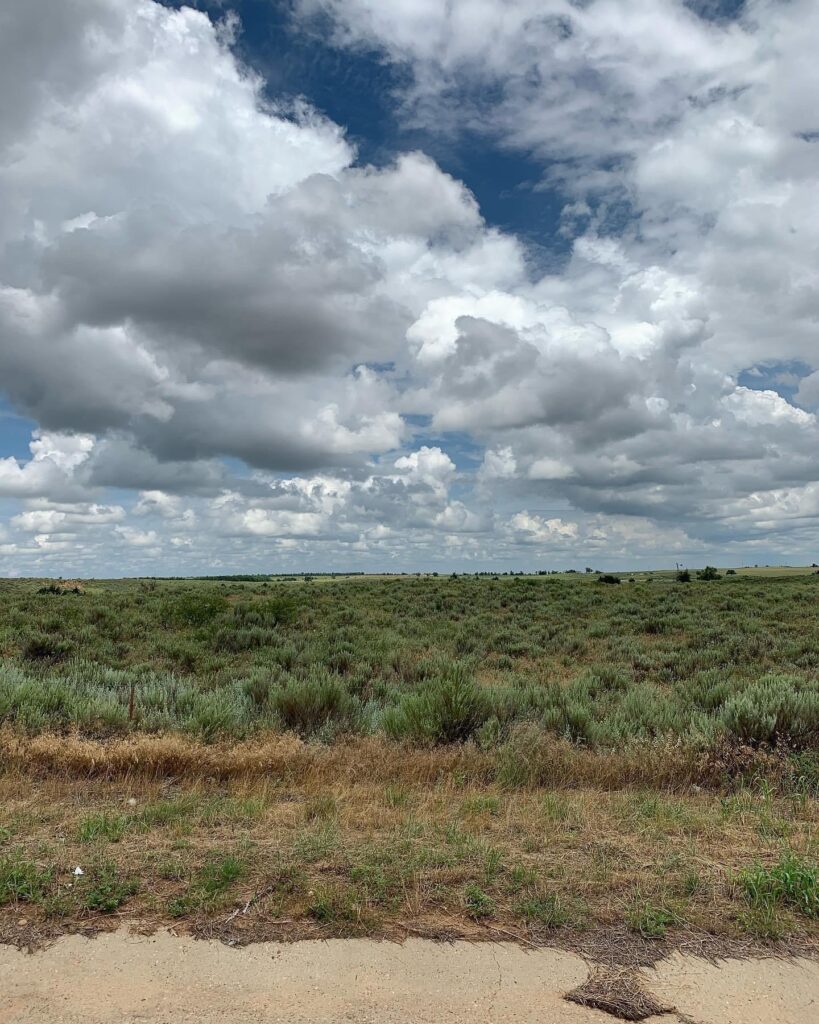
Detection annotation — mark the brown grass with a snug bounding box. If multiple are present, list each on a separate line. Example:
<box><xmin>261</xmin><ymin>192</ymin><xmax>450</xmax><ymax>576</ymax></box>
<box><xmin>565</xmin><ymin>968</ymin><xmax>675</xmax><ymax>1021</ymax></box>
<box><xmin>0</xmin><ymin>728</ymin><xmax>787</xmax><ymax>791</ymax></box>
<box><xmin>0</xmin><ymin>740</ymin><xmax>817</xmax><ymax>954</ymax></box>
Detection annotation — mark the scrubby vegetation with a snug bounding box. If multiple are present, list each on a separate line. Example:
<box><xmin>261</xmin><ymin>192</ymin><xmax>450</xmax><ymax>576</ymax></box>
<box><xmin>0</xmin><ymin>571</ymin><xmax>817</xmax><ymax>946</ymax></box>
<box><xmin>0</xmin><ymin>573</ymin><xmax>817</xmax><ymax>764</ymax></box>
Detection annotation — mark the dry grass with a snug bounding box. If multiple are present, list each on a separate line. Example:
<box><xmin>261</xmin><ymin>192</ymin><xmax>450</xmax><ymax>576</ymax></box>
<box><xmin>1</xmin><ymin>739</ymin><xmax>817</xmax><ymax>953</ymax></box>
<box><xmin>565</xmin><ymin>967</ymin><xmax>675</xmax><ymax>1021</ymax></box>
<box><xmin>0</xmin><ymin>728</ymin><xmax>791</xmax><ymax>792</ymax></box>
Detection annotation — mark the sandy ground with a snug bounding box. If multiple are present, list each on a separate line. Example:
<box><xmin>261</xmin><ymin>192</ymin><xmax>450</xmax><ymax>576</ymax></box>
<box><xmin>0</xmin><ymin>931</ymin><xmax>817</xmax><ymax>1024</ymax></box>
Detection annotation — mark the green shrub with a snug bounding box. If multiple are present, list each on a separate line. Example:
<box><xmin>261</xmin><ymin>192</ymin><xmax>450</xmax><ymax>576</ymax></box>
<box><xmin>21</xmin><ymin>633</ymin><xmax>72</xmax><ymax>663</ymax></box>
<box><xmin>162</xmin><ymin>592</ymin><xmax>228</xmax><ymax>627</ymax></box>
<box><xmin>184</xmin><ymin>689</ymin><xmax>252</xmax><ymax>741</ymax></box>
<box><xmin>213</xmin><ymin>626</ymin><xmax>271</xmax><ymax>653</ymax></box>
<box><xmin>234</xmin><ymin>597</ymin><xmax>298</xmax><ymax>628</ymax></box>
<box><xmin>242</xmin><ymin>672</ymin><xmax>274</xmax><ymax>710</ymax></box>
<box><xmin>720</xmin><ymin>675</ymin><xmax>819</xmax><ymax>747</ymax></box>
<box><xmin>383</xmin><ymin>666</ymin><xmax>489</xmax><ymax>744</ymax></box>
<box><xmin>271</xmin><ymin>672</ymin><xmax>358</xmax><ymax>736</ymax></box>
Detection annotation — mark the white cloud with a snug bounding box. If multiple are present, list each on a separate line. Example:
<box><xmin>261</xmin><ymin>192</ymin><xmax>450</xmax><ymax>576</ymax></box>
<box><xmin>1</xmin><ymin>0</ymin><xmax>819</xmax><ymax>572</ymax></box>
<box><xmin>115</xmin><ymin>526</ymin><xmax>159</xmax><ymax>547</ymax></box>
<box><xmin>723</xmin><ymin>387</ymin><xmax>815</xmax><ymax>428</ymax></box>
<box><xmin>13</xmin><ymin>504</ymin><xmax>124</xmax><ymax>533</ymax></box>
<box><xmin>0</xmin><ymin>432</ymin><xmax>94</xmax><ymax>498</ymax></box>
<box><xmin>508</xmin><ymin>512</ymin><xmax>579</xmax><ymax>544</ymax></box>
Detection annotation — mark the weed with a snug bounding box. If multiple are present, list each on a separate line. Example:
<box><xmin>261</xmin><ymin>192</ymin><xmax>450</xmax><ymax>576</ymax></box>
<box><xmin>515</xmin><ymin>891</ymin><xmax>569</xmax><ymax>927</ymax></box>
<box><xmin>308</xmin><ymin>887</ymin><xmax>362</xmax><ymax>925</ymax></box>
<box><xmin>0</xmin><ymin>853</ymin><xmax>52</xmax><ymax>905</ymax></box>
<box><xmin>199</xmin><ymin>855</ymin><xmax>246</xmax><ymax>898</ymax></box>
<box><xmin>83</xmin><ymin>863</ymin><xmax>139</xmax><ymax>912</ymax></box>
<box><xmin>168</xmin><ymin>854</ymin><xmax>246</xmax><ymax>916</ymax></box>
<box><xmin>459</xmin><ymin>795</ymin><xmax>500</xmax><ymax>817</ymax></box>
<box><xmin>464</xmin><ymin>883</ymin><xmax>494</xmax><ymax>919</ymax></box>
<box><xmin>627</xmin><ymin>895</ymin><xmax>679</xmax><ymax>937</ymax></box>
<box><xmin>384</xmin><ymin>785</ymin><xmax>409</xmax><ymax>808</ymax></box>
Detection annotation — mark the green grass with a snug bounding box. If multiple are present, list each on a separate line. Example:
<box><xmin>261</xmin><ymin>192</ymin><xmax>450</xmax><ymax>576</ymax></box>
<box><xmin>514</xmin><ymin>891</ymin><xmax>570</xmax><ymax>927</ymax></box>
<box><xmin>78</xmin><ymin>813</ymin><xmax>130</xmax><ymax>843</ymax></box>
<box><xmin>626</xmin><ymin>895</ymin><xmax>681</xmax><ymax>938</ymax></box>
<box><xmin>738</xmin><ymin>853</ymin><xmax>819</xmax><ymax>920</ymax></box>
<box><xmin>168</xmin><ymin>854</ymin><xmax>247</xmax><ymax>917</ymax></box>
<box><xmin>0</xmin><ymin>852</ymin><xmax>53</xmax><ymax>905</ymax></box>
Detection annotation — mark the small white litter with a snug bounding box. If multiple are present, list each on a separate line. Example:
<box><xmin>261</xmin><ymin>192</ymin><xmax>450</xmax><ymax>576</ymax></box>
<box><xmin>73</xmin><ymin>866</ymin><xmax>84</xmax><ymax>876</ymax></box>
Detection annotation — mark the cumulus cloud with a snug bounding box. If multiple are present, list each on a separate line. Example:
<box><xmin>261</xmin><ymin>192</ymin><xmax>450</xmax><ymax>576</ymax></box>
<box><xmin>0</xmin><ymin>432</ymin><xmax>94</xmax><ymax>498</ymax></box>
<box><xmin>1</xmin><ymin>0</ymin><xmax>819</xmax><ymax>573</ymax></box>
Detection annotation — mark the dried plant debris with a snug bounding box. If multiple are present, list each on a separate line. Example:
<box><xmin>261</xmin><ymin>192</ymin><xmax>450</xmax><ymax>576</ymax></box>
<box><xmin>565</xmin><ymin>967</ymin><xmax>676</xmax><ymax>1021</ymax></box>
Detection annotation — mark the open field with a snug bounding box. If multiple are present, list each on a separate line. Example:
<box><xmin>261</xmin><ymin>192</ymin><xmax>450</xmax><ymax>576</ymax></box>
<box><xmin>0</xmin><ymin>573</ymin><xmax>817</xmax><ymax>952</ymax></box>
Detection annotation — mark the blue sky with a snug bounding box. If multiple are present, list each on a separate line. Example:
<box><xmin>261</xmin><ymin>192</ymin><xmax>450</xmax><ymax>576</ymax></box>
<box><xmin>1</xmin><ymin>0</ymin><xmax>819</xmax><ymax>576</ymax></box>
<box><xmin>159</xmin><ymin>0</ymin><xmax>571</xmax><ymax>258</ymax></box>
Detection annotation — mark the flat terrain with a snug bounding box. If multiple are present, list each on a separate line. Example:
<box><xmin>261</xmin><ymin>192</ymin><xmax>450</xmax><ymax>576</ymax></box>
<box><xmin>2</xmin><ymin>930</ymin><xmax>819</xmax><ymax>1024</ymax></box>
<box><xmin>0</xmin><ymin>573</ymin><xmax>817</xmax><ymax>949</ymax></box>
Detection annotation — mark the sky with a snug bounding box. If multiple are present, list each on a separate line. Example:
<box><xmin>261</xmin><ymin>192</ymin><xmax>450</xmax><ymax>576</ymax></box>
<box><xmin>1</xmin><ymin>0</ymin><xmax>819</xmax><ymax>576</ymax></box>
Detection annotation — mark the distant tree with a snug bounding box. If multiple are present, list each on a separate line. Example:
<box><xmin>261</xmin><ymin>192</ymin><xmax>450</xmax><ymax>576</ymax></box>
<box><xmin>676</xmin><ymin>569</ymin><xmax>691</xmax><ymax>583</ymax></box>
<box><xmin>726</xmin><ymin>569</ymin><xmax>737</xmax><ymax>575</ymax></box>
<box><xmin>696</xmin><ymin>566</ymin><xmax>721</xmax><ymax>581</ymax></box>
<box><xmin>597</xmin><ymin>574</ymin><xmax>621</xmax><ymax>585</ymax></box>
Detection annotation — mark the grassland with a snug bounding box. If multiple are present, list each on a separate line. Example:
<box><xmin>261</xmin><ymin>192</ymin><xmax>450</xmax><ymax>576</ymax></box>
<box><xmin>0</xmin><ymin>571</ymin><xmax>817</xmax><ymax>950</ymax></box>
